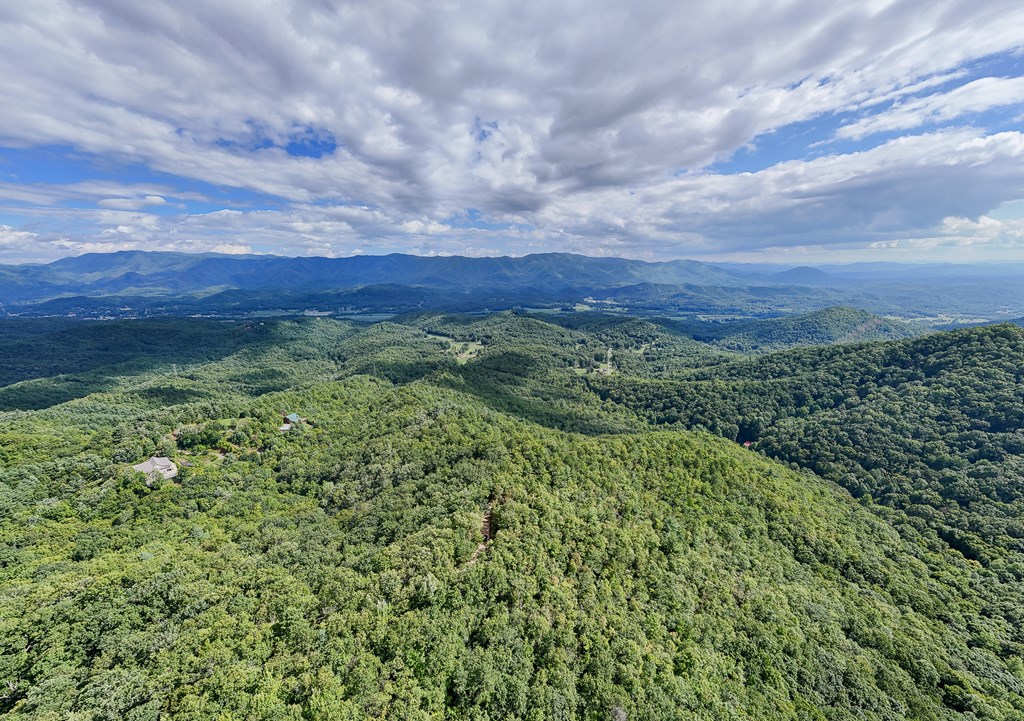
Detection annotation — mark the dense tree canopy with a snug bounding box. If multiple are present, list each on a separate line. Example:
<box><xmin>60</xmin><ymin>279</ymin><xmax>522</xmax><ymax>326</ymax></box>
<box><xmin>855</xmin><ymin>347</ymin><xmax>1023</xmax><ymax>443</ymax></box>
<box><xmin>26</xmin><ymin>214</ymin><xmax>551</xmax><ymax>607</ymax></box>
<box><xmin>1</xmin><ymin>314</ymin><xmax>1023</xmax><ymax>719</ymax></box>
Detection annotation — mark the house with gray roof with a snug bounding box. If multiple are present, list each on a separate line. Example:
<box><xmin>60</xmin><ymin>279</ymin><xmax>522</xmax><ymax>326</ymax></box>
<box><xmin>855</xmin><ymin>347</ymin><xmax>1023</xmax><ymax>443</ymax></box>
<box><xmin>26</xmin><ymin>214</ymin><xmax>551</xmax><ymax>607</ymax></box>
<box><xmin>132</xmin><ymin>456</ymin><xmax>178</xmax><ymax>483</ymax></box>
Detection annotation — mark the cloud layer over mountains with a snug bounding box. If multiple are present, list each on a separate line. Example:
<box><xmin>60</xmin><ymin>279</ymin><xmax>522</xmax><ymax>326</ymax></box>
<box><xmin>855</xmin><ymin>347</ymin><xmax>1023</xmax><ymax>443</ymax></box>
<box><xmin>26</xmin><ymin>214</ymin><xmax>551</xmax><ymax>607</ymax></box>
<box><xmin>1</xmin><ymin>0</ymin><xmax>1024</xmax><ymax>261</ymax></box>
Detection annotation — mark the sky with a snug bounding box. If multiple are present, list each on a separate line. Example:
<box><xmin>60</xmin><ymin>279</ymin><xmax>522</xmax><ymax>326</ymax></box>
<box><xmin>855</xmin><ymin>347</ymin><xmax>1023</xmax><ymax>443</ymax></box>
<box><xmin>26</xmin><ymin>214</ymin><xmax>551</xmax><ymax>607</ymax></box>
<box><xmin>2</xmin><ymin>1</ymin><xmax>1024</xmax><ymax>264</ymax></box>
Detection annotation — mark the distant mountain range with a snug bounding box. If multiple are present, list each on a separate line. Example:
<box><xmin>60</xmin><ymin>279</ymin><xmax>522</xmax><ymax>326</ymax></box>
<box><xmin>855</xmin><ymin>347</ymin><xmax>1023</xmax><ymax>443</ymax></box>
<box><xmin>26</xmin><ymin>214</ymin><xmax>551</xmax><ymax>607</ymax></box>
<box><xmin>0</xmin><ymin>251</ymin><xmax>749</xmax><ymax>301</ymax></box>
<box><xmin>1</xmin><ymin>250</ymin><xmax>1022</xmax><ymax>320</ymax></box>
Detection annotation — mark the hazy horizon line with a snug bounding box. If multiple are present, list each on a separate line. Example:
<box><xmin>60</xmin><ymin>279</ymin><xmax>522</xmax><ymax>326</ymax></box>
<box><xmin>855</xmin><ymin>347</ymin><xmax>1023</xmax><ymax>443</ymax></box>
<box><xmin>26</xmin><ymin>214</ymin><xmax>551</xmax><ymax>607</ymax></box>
<box><xmin>6</xmin><ymin>248</ymin><xmax>1024</xmax><ymax>269</ymax></box>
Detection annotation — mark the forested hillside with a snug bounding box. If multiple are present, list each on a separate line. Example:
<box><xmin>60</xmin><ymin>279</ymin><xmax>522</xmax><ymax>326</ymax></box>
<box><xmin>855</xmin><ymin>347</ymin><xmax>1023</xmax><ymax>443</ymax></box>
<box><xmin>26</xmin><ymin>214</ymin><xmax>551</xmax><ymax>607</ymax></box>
<box><xmin>660</xmin><ymin>307</ymin><xmax>922</xmax><ymax>352</ymax></box>
<box><xmin>1</xmin><ymin>314</ymin><xmax>1023</xmax><ymax>719</ymax></box>
<box><xmin>590</xmin><ymin>325</ymin><xmax>1024</xmax><ymax>563</ymax></box>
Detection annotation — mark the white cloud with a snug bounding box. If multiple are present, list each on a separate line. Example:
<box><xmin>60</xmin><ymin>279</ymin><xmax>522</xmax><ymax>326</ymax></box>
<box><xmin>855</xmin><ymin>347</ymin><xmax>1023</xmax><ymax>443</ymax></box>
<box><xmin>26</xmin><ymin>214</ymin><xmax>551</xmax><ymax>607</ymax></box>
<box><xmin>937</xmin><ymin>214</ymin><xmax>1024</xmax><ymax>245</ymax></box>
<box><xmin>839</xmin><ymin>76</ymin><xmax>1024</xmax><ymax>139</ymax></box>
<box><xmin>1</xmin><ymin>0</ymin><xmax>1024</xmax><ymax>261</ymax></box>
<box><xmin>0</xmin><ymin>225</ymin><xmax>37</xmax><ymax>247</ymax></box>
<box><xmin>2</xmin><ymin>128</ymin><xmax>1024</xmax><ymax>263</ymax></box>
<box><xmin>97</xmin><ymin>195</ymin><xmax>167</xmax><ymax>210</ymax></box>
<box><xmin>210</xmin><ymin>243</ymin><xmax>254</xmax><ymax>254</ymax></box>
<box><xmin>0</xmin><ymin>181</ymin><xmax>191</xmax><ymax>207</ymax></box>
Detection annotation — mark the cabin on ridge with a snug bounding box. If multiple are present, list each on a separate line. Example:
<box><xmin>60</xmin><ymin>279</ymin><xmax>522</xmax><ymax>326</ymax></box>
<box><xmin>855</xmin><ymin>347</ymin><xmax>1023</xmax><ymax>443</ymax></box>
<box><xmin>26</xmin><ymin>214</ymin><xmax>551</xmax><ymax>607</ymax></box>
<box><xmin>280</xmin><ymin>412</ymin><xmax>303</xmax><ymax>431</ymax></box>
<box><xmin>132</xmin><ymin>456</ymin><xmax>178</xmax><ymax>484</ymax></box>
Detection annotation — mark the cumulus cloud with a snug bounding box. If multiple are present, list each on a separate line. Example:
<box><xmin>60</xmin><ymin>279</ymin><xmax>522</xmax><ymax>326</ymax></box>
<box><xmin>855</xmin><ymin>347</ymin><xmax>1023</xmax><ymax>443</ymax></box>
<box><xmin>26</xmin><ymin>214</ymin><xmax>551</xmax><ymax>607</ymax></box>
<box><xmin>0</xmin><ymin>225</ymin><xmax>37</xmax><ymax>247</ymax></box>
<box><xmin>0</xmin><ymin>0</ymin><xmax>1023</xmax><ymax>261</ymax></box>
<box><xmin>936</xmin><ymin>214</ymin><xmax>1024</xmax><ymax>246</ymax></box>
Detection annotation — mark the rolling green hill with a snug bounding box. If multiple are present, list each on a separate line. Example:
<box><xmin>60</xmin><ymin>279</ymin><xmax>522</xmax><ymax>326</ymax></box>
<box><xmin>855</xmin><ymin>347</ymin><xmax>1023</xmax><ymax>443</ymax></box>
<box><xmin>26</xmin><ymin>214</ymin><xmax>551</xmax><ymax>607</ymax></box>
<box><xmin>1</xmin><ymin>316</ymin><xmax>1023</xmax><ymax>719</ymax></box>
<box><xmin>667</xmin><ymin>306</ymin><xmax>923</xmax><ymax>352</ymax></box>
<box><xmin>591</xmin><ymin>324</ymin><xmax>1024</xmax><ymax>566</ymax></box>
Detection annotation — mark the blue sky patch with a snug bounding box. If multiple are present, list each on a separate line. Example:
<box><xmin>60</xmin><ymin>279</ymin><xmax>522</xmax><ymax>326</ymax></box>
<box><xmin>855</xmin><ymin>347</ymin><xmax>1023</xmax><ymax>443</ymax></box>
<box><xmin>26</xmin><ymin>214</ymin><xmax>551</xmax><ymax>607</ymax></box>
<box><xmin>285</xmin><ymin>127</ymin><xmax>338</xmax><ymax>158</ymax></box>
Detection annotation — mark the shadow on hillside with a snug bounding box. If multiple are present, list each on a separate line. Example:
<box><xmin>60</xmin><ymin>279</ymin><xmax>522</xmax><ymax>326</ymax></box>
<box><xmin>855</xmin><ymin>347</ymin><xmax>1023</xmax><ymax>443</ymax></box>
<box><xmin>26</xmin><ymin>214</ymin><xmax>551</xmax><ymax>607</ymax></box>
<box><xmin>360</xmin><ymin>360</ymin><xmax>449</xmax><ymax>385</ymax></box>
<box><xmin>225</xmin><ymin>367</ymin><xmax>296</xmax><ymax>395</ymax></box>
<box><xmin>0</xmin><ymin>375</ymin><xmax>116</xmax><ymax>411</ymax></box>
<box><xmin>426</xmin><ymin>350</ymin><xmax>627</xmax><ymax>436</ymax></box>
<box><xmin>0</xmin><ymin>318</ymin><xmax>307</xmax><ymax>411</ymax></box>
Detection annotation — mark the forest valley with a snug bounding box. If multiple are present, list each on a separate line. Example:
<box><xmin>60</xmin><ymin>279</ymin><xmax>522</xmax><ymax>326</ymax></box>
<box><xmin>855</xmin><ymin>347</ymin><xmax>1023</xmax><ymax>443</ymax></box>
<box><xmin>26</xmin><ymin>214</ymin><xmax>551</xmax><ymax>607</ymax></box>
<box><xmin>1</xmin><ymin>309</ymin><xmax>1023</xmax><ymax>720</ymax></box>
